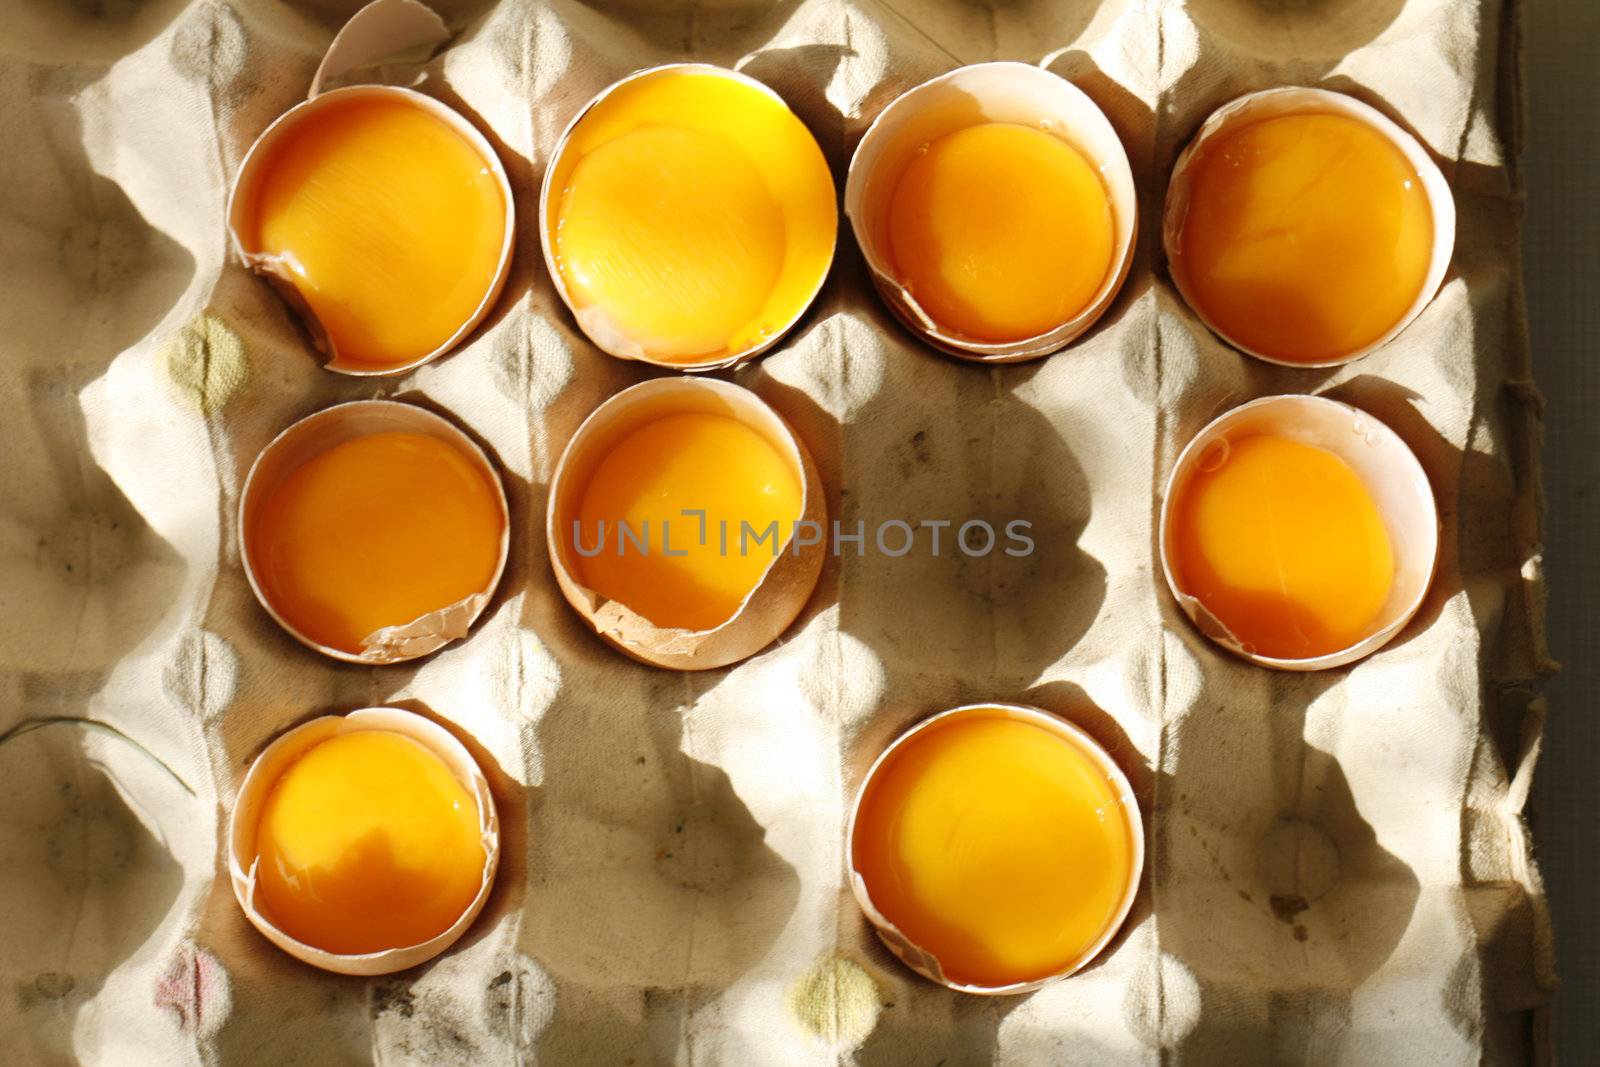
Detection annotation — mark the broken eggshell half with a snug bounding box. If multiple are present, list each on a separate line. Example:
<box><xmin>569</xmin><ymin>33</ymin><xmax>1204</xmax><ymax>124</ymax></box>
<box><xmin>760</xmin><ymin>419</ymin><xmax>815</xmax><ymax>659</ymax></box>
<box><xmin>844</xmin><ymin>61</ymin><xmax>1137</xmax><ymax>363</ymax></box>
<box><xmin>545</xmin><ymin>376</ymin><xmax>826</xmax><ymax>670</ymax></box>
<box><xmin>1158</xmin><ymin>394</ymin><xmax>1439</xmax><ymax>671</ymax></box>
<box><xmin>239</xmin><ymin>399</ymin><xmax>510</xmax><ymax>665</ymax></box>
<box><xmin>846</xmin><ymin>702</ymin><xmax>1145</xmax><ymax>995</ymax></box>
<box><xmin>1163</xmin><ymin>86</ymin><xmax>1455</xmax><ymax>368</ymax></box>
<box><xmin>227</xmin><ymin>706</ymin><xmax>500</xmax><ymax>976</ymax></box>
<box><xmin>538</xmin><ymin>63</ymin><xmax>837</xmax><ymax>373</ymax></box>
<box><xmin>225</xmin><ymin>0</ymin><xmax>514</xmax><ymax>376</ymax></box>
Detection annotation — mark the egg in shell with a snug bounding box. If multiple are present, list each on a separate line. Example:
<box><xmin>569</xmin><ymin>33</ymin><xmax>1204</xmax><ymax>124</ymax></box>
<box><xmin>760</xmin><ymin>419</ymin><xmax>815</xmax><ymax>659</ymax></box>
<box><xmin>540</xmin><ymin>63</ymin><xmax>837</xmax><ymax>372</ymax></box>
<box><xmin>227</xmin><ymin>706</ymin><xmax>500</xmax><ymax>976</ymax></box>
<box><xmin>845</xmin><ymin>62</ymin><xmax>1138</xmax><ymax>362</ymax></box>
<box><xmin>546</xmin><ymin>376</ymin><xmax>826</xmax><ymax>670</ymax></box>
<box><xmin>225</xmin><ymin>0</ymin><xmax>514</xmax><ymax>376</ymax></box>
<box><xmin>1159</xmin><ymin>394</ymin><xmax>1439</xmax><ymax>670</ymax></box>
<box><xmin>847</xmin><ymin>703</ymin><xmax>1144</xmax><ymax>994</ymax></box>
<box><xmin>239</xmin><ymin>400</ymin><xmax>510</xmax><ymax>665</ymax></box>
<box><xmin>1163</xmin><ymin>86</ymin><xmax>1455</xmax><ymax>367</ymax></box>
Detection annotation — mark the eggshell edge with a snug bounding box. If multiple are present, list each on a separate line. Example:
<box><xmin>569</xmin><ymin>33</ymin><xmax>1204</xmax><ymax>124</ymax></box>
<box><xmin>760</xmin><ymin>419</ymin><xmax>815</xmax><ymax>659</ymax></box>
<box><xmin>308</xmin><ymin>0</ymin><xmax>449</xmax><ymax>99</ymax></box>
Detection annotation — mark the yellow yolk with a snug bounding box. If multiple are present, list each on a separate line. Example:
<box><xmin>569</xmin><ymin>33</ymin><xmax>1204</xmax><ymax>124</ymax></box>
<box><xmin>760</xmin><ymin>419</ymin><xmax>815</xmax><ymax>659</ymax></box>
<box><xmin>250</xmin><ymin>432</ymin><xmax>503</xmax><ymax>654</ymax></box>
<box><xmin>253</xmin><ymin>731</ymin><xmax>485</xmax><ymax>954</ymax></box>
<box><xmin>557</xmin><ymin>125</ymin><xmax>783</xmax><ymax>357</ymax></box>
<box><xmin>1171</xmin><ymin>434</ymin><xmax>1395</xmax><ymax>660</ymax></box>
<box><xmin>549</xmin><ymin>70</ymin><xmax>836</xmax><ymax>362</ymax></box>
<box><xmin>885</xmin><ymin>122</ymin><xmax>1115</xmax><ymax>343</ymax></box>
<box><xmin>1174</xmin><ymin>112</ymin><xmax>1433</xmax><ymax>364</ymax></box>
<box><xmin>574</xmin><ymin>412</ymin><xmax>802</xmax><ymax>631</ymax></box>
<box><xmin>240</xmin><ymin>92</ymin><xmax>506</xmax><ymax>369</ymax></box>
<box><xmin>853</xmin><ymin>709</ymin><xmax>1136</xmax><ymax>988</ymax></box>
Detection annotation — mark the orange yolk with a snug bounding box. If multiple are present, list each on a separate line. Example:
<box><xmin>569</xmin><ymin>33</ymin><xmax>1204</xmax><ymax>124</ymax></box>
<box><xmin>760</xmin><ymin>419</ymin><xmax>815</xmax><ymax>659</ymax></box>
<box><xmin>885</xmin><ymin>122</ymin><xmax>1115</xmax><ymax>343</ymax></box>
<box><xmin>550</xmin><ymin>70</ymin><xmax>836</xmax><ymax>363</ymax></box>
<box><xmin>1171</xmin><ymin>434</ymin><xmax>1395</xmax><ymax>659</ymax></box>
<box><xmin>253</xmin><ymin>730</ymin><xmax>485</xmax><ymax>954</ymax></box>
<box><xmin>239</xmin><ymin>92</ymin><xmax>506</xmax><ymax>369</ymax></box>
<box><xmin>853</xmin><ymin>709</ymin><xmax>1136</xmax><ymax>987</ymax></box>
<box><xmin>250</xmin><ymin>432</ymin><xmax>503</xmax><ymax>654</ymax></box>
<box><xmin>1174</xmin><ymin>112</ymin><xmax>1433</xmax><ymax>363</ymax></box>
<box><xmin>573</xmin><ymin>412</ymin><xmax>802</xmax><ymax>631</ymax></box>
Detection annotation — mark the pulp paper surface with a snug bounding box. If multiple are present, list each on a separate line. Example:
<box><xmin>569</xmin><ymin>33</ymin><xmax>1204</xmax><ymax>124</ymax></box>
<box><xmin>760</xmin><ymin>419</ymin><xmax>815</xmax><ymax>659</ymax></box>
<box><xmin>0</xmin><ymin>0</ymin><xmax>1551</xmax><ymax>1063</ymax></box>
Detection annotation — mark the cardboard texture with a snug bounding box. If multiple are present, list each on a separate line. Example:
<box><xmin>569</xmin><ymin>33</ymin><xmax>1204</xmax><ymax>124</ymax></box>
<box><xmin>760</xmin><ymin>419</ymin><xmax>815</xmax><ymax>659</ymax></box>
<box><xmin>0</xmin><ymin>0</ymin><xmax>1552</xmax><ymax>1063</ymax></box>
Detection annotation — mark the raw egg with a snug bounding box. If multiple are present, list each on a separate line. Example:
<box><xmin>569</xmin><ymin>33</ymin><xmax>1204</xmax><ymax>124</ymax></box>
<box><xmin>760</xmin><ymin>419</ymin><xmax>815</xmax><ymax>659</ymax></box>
<box><xmin>1172</xmin><ymin>434</ymin><xmax>1394</xmax><ymax>659</ymax></box>
<box><xmin>849</xmin><ymin>704</ymin><xmax>1143</xmax><ymax>992</ymax></box>
<box><xmin>1160</xmin><ymin>394</ymin><xmax>1439</xmax><ymax>669</ymax></box>
<box><xmin>255</xmin><ymin>730</ymin><xmax>484</xmax><ymax>954</ymax></box>
<box><xmin>541</xmin><ymin>64</ymin><xmax>836</xmax><ymax>370</ymax></box>
<box><xmin>240</xmin><ymin>401</ymin><xmax>509</xmax><ymax>664</ymax></box>
<box><xmin>1164</xmin><ymin>87</ymin><xmax>1454</xmax><ymax>366</ymax></box>
<box><xmin>573</xmin><ymin>412</ymin><xmax>803</xmax><ymax>632</ymax></box>
<box><xmin>847</xmin><ymin>62</ymin><xmax>1136</xmax><ymax>361</ymax></box>
<box><xmin>228</xmin><ymin>707</ymin><xmax>499</xmax><ymax>975</ymax></box>
<box><xmin>228</xmin><ymin>85</ymin><xmax>513</xmax><ymax>376</ymax></box>
<box><xmin>547</xmin><ymin>377</ymin><xmax>825</xmax><ymax>670</ymax></box>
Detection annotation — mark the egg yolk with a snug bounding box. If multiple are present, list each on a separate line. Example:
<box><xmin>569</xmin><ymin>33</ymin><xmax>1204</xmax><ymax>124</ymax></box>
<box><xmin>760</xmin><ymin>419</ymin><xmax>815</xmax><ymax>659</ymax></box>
<box><xmin>1170</xmin><ymin>434</ymin><xmax>1395</xmax><ymax>659</ymax></box>
<box><xmin>853</xmin><ymin>709</ymin><xmax>1136</xmax><ymax>988</ymax></box>
<box><xmin>573</xmin><ymin>412</ymin><xmax>802</xmax><ymax>632</ymax></box>
<box><xmin>253</xmin><ymin>730</ymin><xmax>485</xmax><ymax>955</ymax></box>
<box><xmin>239</xmin><ymin>92</ymin><xmax>506</xmax><ymax>369</ymax></box>
<box><xmin>250</xmin><ymin>432</ymin><xmax>503</xmax><ymax>654</ymax></box>
<box><xmin>549</xmin><ymin>70</ymin><xmax>836</xmax><ymax>363</ymax></box>
<box><xmin>557</xmin><ymin>125</ymin><xmax>783</xmax><ymax>357</ymax></box>
<box><xmin>1173</xmin><ymin>112</ymin><xmax>1433</xmax><ymax>364</ymax></box>
<box><xmin>885</xmin><ymin>122</ymin><xmax>1115</xmax><ymax>343</ymax></box>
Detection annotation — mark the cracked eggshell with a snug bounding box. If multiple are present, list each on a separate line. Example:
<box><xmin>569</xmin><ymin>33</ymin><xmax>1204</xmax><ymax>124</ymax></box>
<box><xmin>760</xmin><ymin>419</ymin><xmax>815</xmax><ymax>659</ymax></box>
<box><xmin>845</xmin><ymin>62</ymin><xmax>1137</xmax><ymax>363</ymax></box>
<box><xmin>539</xmin><ymin>63</ymin><xmax>837</xmax><ymax>373</ymax></box>
<box><xmin>225</xmin><ymin>1</ymin><xmax>514</xmax><ymax>377</ymax></box>
<box><xmin>1163</xmin><ymin>86</ymin><xmax>1455</xmax><ymax>368</ymax></box>
<box><xmin>228</xmin><ymin>706</ymin><xmax>500</xmax><ymax>976</ymax></box>
<box><xmin>545</xmin><ymin>377</ymin><xmax>825</xmax><ymax>670</ymax></box>
<box><xmin>239</xmin><ymin>400</ymin><xmax>510</xmax><ymax>665</ymax></box>
<box><xmin>846</xmin><ymin>703</ymin><xmax>1145</xmax><ymax>995</ymax></box>
<box><xmin>1158</xmin><ymin>394</ymin><xmax>1439</xmax><ymax>671</ymax></box>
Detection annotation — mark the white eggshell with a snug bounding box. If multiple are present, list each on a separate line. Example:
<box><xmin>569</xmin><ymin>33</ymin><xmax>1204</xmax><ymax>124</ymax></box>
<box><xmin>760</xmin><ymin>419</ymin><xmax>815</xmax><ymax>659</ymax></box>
<box><xmin>844</xmin><ymin>62</ymin><xmax>1138</xmax><ymax>363</ymax></box>
<box><xmin>227</xmin><ymin>706</ymin><xmax>501</xmax><ymax>976</ymax></box>
<box><xmin>1158</xmin><ymin>394</ymin><xmax>1440</xmax><ymax>670</ymax></box>
<box><xmin>846</xmin><ymin>703</ymin><xmax>1145</xmax><ymax>995</ymax></box>
<box><xmin>238</xmin><ymin>400</ymin><xmax>510</xmax><ymax>665</ymax></box>
<box><xmin>1163</xmin><ymin>86</ymin><xmax>1455</xmax><ymax>368</ymax></box>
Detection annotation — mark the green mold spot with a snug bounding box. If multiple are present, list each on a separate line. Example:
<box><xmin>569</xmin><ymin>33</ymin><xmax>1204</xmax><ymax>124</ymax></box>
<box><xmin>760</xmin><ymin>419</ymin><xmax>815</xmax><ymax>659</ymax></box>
<box><xmin>785</xmin><ymin>955</ymin><xmax>882</xmax><ymax>1047</ymax></box>
<box><xmin>163</xmin><ymin>313</ymin><xmax>248</xmax><ymax>413</ymax></box>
